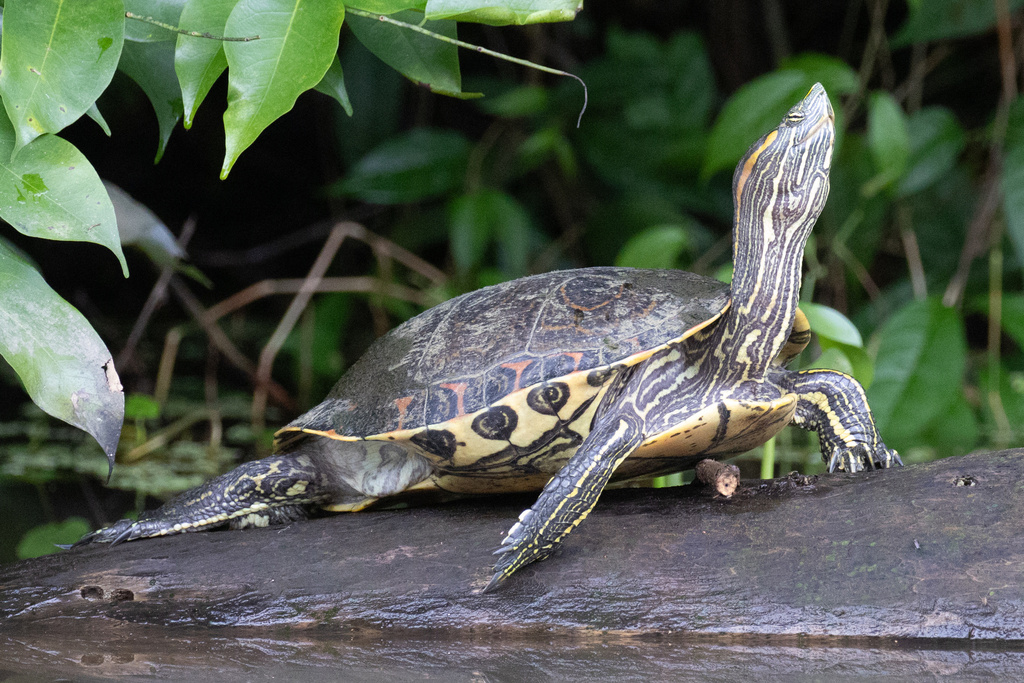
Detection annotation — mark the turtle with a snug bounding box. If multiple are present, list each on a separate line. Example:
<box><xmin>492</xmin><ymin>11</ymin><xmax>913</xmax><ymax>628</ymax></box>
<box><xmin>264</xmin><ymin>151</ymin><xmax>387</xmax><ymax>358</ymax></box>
<box><xmin>77</xmin><ymin>83</ymin><xmax>901</xmax><ymax>591</ymax></box>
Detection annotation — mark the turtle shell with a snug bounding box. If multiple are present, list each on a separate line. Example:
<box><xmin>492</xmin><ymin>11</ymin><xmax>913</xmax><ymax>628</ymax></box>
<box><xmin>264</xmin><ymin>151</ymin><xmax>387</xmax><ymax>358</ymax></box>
<box><xmin>276</xmin><ymin>267</ymin><xmax>730</xmax><ymax>458</ymax></box>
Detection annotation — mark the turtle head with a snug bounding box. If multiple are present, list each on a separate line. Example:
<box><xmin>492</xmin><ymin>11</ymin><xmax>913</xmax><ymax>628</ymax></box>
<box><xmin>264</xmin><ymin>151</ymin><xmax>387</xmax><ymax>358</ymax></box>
<box><xmin>732</xmin><ymin>82</ymin><xmax>835</xmax><ymax>244</ymax></box>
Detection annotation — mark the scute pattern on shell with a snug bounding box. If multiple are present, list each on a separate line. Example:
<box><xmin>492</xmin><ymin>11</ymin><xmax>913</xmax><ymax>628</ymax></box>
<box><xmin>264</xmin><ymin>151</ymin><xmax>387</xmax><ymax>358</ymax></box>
<box><xmin>284</xmin><ymin>267</ymin><xmax>730</xmax><ymax>439</ymax></box>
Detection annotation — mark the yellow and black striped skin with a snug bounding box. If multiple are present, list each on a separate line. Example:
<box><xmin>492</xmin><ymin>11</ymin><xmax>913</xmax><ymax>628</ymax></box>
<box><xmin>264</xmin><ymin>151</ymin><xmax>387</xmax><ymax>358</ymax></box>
<box><xmin>485</xmin><ymin>83</ymin><xmax>896</xmax><ymax>589</ymax></box>
<box><xmin>77</xmin><ymin>84</ymin><xmax>900</xmax><ymax>593</ymax></box>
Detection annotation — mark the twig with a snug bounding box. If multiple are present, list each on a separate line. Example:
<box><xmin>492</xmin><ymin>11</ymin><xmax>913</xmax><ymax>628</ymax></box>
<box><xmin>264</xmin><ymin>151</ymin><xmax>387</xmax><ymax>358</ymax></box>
<box><xmin>153</xmin><ymin>326</ymin><xmax>182</xmax><ymax>407</ymax></box>
<box><xmin>843</xmin><ymin>0</ymin><xmax>890</xmax><ymax>121</ymax></box>
<box><xmin>203</xmin><ymin>277</ymin><xmax>438</xmax><ymax>324</ymax></box>
<box><xmin>695</xmin><ymin>459</ymin><xmax>741</xmax><ymax>497</ymax></box>
<box><xmin>169</xmin><ymin>277</ymin><xmax>295</xmax><ymax>411</ymax></box>
<box><xmin>251</xmin><ymin>223</ymin><xmax>352</xmax><ymax>428</ymax></box>
<box><xmin>125</xmin><ymin>11</ymin><xmax>259</xmax><ymax>41</ymax></box>
<box><xmin>897</xmin><ymin>205</ymin><xmax>927</xmax><ymax>300</ymax></box>
<box><xmin>122</xmin><ymin>410</ymin><xmax>214</xmax><ymax>463</ymax></box>
<box><xmin>345</xmin><ymin>7</ymin><xmax>588</xmax><ymax>127</ymax></box>
<box><xmin>942</xmin><ymin>0</ymin><xmax>1017</xmax><ymax>307</ymax></box>
<box><xmin>117</xmin><ymin>216</ymin><xmax>198</xmax><ymax>370</ymax></box>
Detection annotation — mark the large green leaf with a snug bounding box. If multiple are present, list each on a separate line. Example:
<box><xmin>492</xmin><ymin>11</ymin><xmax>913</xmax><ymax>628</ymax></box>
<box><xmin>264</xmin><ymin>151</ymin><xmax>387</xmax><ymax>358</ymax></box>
<box><xmin>702</xmin><ymin>57</ymin><xmax>856</xmax><ymax>179</ymax></box>
<box><xmin>0</xmin><ymin>238</ymin><xmax>124</xmax><ymax>464</ymax></box>
<box><xmin>448</xmin><ymin>189</ymin><xmax>535</xmax><ymax>276</ymax></box>
<box><xmin>614</xmin><ymin>223</ymin><xmax>691</xmax><ymax>270</ymax></box>
<box><xmin>893</xmin><ymin>0</ymin><xmax>1024</xmax><ymax>45</ymax></box>
<box><xmin>175</xmin><ymin>0</ymin><xmax>235</xmax><ymax>128</ymax></box>
<box><xmin>221</xmin><ymin>0</ymin><xmax>346</xmax><ymax>178</ymax></box>
<box><xmin>0</xmin><ymin>117</ymin><xmax>127</xmax><ymax>276</ymax></box>
<box><xmin>863</xmin><ymin>90</ymin><xmax>910</xmax><ymax>197</ymax></box>
<box><xmin>898</xmin><ymin>107</ymin><xmax>965</xmax><ymax>196</ymax></box>
<box><xmin>332</xmin><ymin>128</ymin><xmax>471</xmax><ymax>203</ymax></box>
<box><xmin>424</xmin><ymin>0</ymin><xmax>580</xmax><ymax>26</ymax></box>
<box><xmin>119</xmin><ymin>39</ymin><xmax>184</xmax><ymax>162</ymax></box>
<box><xmin>800</xmin><ymin>301</ymin><xmax>863</xmax><ymax>347</ymax></box>
<box><xmin>314</xmin><ymin>55</ymin><xmax>354</xmax><ymax>116</ymax></box>
<box><xmin>16</xmin><ymin>517</ymin><xmax>92</xmax><ymax>559</ymax></box>
<box><xmin>867</xmin><ymin>297</ymin><xmax>966</xmax><ymax>451</ymax></box>
<box><xmin>347</xmin><ymin>9</ymin><xmax>478</xmax><ymax>99</ymax></box>
<box><xmin>0</xmin><ymin>0</ymin><xmax>125</xmax><ymax>154</ymax></box>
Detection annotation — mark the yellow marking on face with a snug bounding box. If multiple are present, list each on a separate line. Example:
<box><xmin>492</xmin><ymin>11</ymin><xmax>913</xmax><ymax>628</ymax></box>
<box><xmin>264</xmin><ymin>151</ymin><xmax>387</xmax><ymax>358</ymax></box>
<box><xmin>285</xmin><ymin>481</ymin><xmax>309</xmax><ymax>496</ymax></box>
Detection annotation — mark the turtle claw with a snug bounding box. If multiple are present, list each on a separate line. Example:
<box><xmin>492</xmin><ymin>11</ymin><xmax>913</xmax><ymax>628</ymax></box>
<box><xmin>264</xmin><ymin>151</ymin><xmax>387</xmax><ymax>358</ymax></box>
<box><xmin>71</xmin><ymin>518</ymin><xmax>139</xmax><ymax>548</ymax></box>
<box><xmin>826</xmin><ymin>444</ymin><xmax>902</xmax><ymax>473</ymax></box>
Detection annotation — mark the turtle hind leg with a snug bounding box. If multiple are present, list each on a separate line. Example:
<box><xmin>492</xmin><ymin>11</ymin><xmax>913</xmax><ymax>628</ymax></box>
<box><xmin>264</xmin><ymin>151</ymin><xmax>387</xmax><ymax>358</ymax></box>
<box><xmin>771</xmin><ymin>367</ymin><xmax>902</xmax><ymax>473</ymax></box>
<box><xmin>484</xmin><ymin>413</ymin><xmax>643</xmax><ymax>593</ymax></box>
<box><xmin>74</xmin><ymin>455</ymin><xmax>331</xmax><ymax>546</ymax></box>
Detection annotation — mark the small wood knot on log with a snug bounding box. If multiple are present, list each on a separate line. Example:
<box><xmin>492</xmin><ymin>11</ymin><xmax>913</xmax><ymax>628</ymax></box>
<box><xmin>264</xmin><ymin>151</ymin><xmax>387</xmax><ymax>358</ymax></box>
<box><xmin>695</xmin><ymin>459</ymin><xmax>740</xmax><ymax>497</ymax></box>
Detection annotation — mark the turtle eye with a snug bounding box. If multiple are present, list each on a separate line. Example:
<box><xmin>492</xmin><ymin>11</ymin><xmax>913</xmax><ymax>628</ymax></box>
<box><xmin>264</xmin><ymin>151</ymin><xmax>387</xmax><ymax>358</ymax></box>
<box><xmin>785</xmin><ymin>112</ymin><xmax>805</xmax><ymax>125</ymax></box>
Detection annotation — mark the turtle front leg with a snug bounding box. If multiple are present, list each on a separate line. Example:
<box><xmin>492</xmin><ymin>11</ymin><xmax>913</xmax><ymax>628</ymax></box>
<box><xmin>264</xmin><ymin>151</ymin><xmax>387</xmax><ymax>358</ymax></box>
<box><xmin>772</xmin><ymin>367</ymin><xmax>902</xmax><ymax>473</ymax></box>
<box><xmin>484</xmin><ymin>413</ymin><xmax>643</xmax><ymax>592</ymax></box>
<box><xmin>75</xmin><ymin>456</ymin><xmax>328</xmax><ymax>546</ymax></box>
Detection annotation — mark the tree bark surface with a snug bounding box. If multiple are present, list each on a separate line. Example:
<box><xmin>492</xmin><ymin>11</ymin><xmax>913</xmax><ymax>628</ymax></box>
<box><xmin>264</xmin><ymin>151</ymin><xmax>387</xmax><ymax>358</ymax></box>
<box><xmin>2</xmin><ymin>450</ymin><xmax>1023</xmax><ymax>673</ymax></box>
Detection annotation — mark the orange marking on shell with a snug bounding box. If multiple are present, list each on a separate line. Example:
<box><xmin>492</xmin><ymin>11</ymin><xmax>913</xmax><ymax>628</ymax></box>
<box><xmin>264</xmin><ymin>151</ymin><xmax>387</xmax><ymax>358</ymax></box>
<box><xmin>560</xmin><ymin>282</ymin><xmax>624</xmax><ymax>312</ymax></box>
<box><xmin>501</xmin><ymin>360</ymin><xmax>533</xmax><ymax>391</ymax></box>
<box><xmin>563</xmin><ymin>352</ymin><xmax>584</xmax><ymax>371</ymax></box>
<box><xmin>394</xmin><ymin>396</ymin><xmax>413</xmax><ymax>430</ymax></box>
<box><xmin>440</xmin><ymin>382</ymin><xmax>468</xmax><ymax>416</ymax></box>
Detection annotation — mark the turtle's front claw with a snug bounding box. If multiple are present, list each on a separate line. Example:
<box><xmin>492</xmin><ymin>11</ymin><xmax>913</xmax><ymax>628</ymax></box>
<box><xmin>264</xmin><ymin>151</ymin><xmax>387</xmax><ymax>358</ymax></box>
<box><xmin>826</xmin><ymin>444</ymin><xmax>902</xmax><ymax>473</ymax></box>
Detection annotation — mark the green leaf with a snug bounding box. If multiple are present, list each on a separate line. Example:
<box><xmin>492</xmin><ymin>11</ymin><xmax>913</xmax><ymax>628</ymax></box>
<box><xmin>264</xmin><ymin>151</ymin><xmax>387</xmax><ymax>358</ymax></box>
<box><xmin>808</xmin><ymin>346</ymin><xmax>854</xmax><ymax>377</ymax></box>
<box><xmin>477</xmin><ymin>84</ymin><xmax>548</xmax><ymax>118</ymax></box>
<box><xmin>125</xmin><ymin>393</ymin><xmax>162</xmax><ymax>420</ymax></box>
<box><xmin>314</xmin><ymin>55</ymin><xmax>354</xmax><ymax>116</ymax></box>
<box><xmin>778</xmin><ymin>53</ymin><xmax>858</xmax><ymax>96</ymax></box>
<box><xmin>0</xmin><ymin>116</ymin><xmax>127</xmax><ymax>276</ymax></box>
<box><xmin>424</xmin><ymin>0</ymin><xmax>580</xmax><ymax>26</ymax></box>
<box><xmin>0</xmin><ymin>238</ymin><xmax>124</xmax><ymax>463</ymax></box>
<box><xmin>614</xmin><ymin>223</ymin><xmax>691</xmax><ymax>270</ymax></box>
<box><xmin>816</xmin><ymin>338</ymin><xmax>874</xmax><ymax>388</ymax></box>
<box><xmin>863</xmin><ymin>91</ymin><xmax>910</xmax><ymax>197</ymax></box>
<box><xmin>347</xmin><ymin>9</ymin><xmax>479</xmax><ymax>99</ymax></box>
<box><xmin>702</xmin><ymin>59</ymin><xmax>856</xmax><ymax>179</ymax></box>
<box><xmin>702</xmin><ymin>70</ymin><xmax>806</xmax><ymax>179</ymax></box>
<box><xmin>16</xmin><ymin>517</ymin><xmax>92</xmax><ymax>559</ymax></box>
<box><xmin>124</xmin><ymin>0</ymin><xmax>187</xmax><ymax>42</ymax></box>
<box><xmin>448</xmin><ymin>189</ymin><xmax>536</xmax><ymax>276</ymax></box>
<box><xmin>897</xmin><ymin>107</ymin><xmax>965</xmax><ymax>196</ymax></box>
<box><xmin>800</xmin><ymin>301</ymin><xmax>863</xmax><ymax>347</ymax></box>
<box><xmin>86</xmin><ymin>103</ymin><xmax>113</xmax><ymax>137</ymax></box>
<box><xmin>0</xmin><ymin>0</ymin><xmax>125</xmax><ymax>153</ymax></box>
<box><xmin>104</xmin><ymin>181</ymin><xmax>183</xmax><ymax>264</ymax></box>
<box><xmin>119</xmin><ymin>39</ymin><xmax>184</xmax><ymax>162</ymax></box>
<box><xmin>866</xmin><ymin>297</ymin><xmax>966</xmax><ymax>451</ymax></box>
<box><xmin>332</xmin><ymin>128</ymin><xmax>470</xmax><ymax>203</ymax></box>
<box><xmin>221</xmin><ymin>0</ymin><xmax>346</xmax><ymax>178</ymax></box>
<box><xmin>175</xmin><ymin>0</ymin><xmax>235</xmax><ymax>128</ymax></box>
<box><xmin>893</xmin><ymin>0</ymin><xmax>1024</xmax><ymax>45</ymax></box>
<box><xmin>919</xmin><ymin>392</ymin><xmax>978</xmax><ymax>457</ymax></box>
<box><xmin>998</xmin><ymin>293</ymin><xmax>1024</xmax><ymax>351</ymax></box>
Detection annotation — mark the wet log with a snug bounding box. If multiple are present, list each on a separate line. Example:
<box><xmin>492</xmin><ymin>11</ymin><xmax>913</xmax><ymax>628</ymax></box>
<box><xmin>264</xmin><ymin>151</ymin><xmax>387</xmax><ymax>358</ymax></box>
<box><xmin>2</xmin><ymin>448</ymin><xmax>1024</xmax><ymax>646</ymax></box>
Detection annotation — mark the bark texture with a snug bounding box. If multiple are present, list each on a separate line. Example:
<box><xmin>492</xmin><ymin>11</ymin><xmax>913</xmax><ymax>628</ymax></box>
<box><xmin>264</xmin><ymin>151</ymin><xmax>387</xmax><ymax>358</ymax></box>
<box><xmin>2</xmin><ymin>449</ymin><xmax>1023</xmax><ymax>644</ymax></box>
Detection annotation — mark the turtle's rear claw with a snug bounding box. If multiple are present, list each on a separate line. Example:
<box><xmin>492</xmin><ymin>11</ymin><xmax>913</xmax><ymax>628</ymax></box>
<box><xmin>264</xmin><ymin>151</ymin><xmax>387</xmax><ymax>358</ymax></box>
<box><xmin>71</xmin><ymin>518</ymin><xmax>139</xmax><ymax>548</ymax></box>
